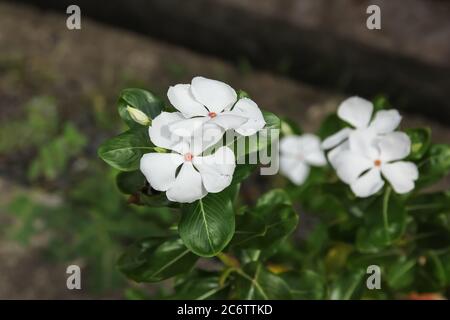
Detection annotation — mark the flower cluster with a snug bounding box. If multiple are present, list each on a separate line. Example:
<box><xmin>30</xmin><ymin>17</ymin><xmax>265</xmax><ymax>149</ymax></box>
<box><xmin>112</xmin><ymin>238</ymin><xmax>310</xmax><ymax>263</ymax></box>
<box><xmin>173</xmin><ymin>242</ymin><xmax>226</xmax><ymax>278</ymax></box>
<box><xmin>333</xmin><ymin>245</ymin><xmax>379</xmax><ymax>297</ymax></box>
<box><xmin>280</xmin><ymin>96</ymin><xmax>419</xmax><ymax>198</ymax></box>
<box><xmin>139</xmin><ymin>76</ymin><xmax>266</xmax><ymax>203</ymax></box>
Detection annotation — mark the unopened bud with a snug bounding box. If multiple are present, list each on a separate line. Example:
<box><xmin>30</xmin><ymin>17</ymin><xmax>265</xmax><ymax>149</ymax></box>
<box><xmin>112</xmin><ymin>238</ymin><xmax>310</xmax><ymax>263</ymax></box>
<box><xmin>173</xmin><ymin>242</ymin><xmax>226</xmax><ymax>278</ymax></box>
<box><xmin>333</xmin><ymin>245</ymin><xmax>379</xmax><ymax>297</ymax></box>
<box><xmin>126</xmin><ymin>106</ymin><xmax>150</xmax><ymax>125</ymax></box>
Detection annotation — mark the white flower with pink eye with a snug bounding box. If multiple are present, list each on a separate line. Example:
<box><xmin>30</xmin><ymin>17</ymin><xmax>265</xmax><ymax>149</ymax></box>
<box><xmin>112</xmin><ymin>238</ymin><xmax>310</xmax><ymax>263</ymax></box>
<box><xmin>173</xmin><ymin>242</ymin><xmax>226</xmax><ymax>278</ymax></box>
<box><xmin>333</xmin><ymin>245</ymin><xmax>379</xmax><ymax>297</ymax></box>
<box><xmin>334</xmin><ymin>129</ymin><xmax>418</xmax><ymax>198</ymax></box>
<box><xmin>322</xmin><ymin>96</ymin><xmax>402</xmax><ymax>167</ymax></box>
<box><xmin>280</xmin><ymin>134</ymin><xmax>327</xmax><ymax>185</ymax></box>
<box><xmin>167</xmin><ymin>76</ymin><xmax>266</xmax><ymax>137</ymax></box>
<box><xmin>140</xmin><ymin>112</ymin><xmax>236</xmax><ymax>203</ymax></box>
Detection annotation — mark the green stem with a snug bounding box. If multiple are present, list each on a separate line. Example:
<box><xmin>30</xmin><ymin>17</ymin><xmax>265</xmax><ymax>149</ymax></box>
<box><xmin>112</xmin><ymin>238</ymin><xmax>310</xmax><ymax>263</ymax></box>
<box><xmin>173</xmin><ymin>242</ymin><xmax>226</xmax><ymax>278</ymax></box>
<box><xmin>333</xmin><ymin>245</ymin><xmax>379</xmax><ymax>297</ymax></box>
<box><xmin>382</xmin><ymin>186</ymin><xmax>392</xmax><ymax>242</ymax></box>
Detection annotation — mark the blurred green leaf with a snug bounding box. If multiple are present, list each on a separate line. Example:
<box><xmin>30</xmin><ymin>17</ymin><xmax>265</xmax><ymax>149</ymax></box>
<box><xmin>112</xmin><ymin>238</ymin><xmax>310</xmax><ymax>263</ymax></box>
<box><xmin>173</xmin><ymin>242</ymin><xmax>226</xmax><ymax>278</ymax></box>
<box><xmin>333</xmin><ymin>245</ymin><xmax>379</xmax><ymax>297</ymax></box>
<box><xmin>328</xmin><ymin>268</ymin><xmax>365</xmax><ymax>300</ymax></box>
<box><xmin>281</xmin><ymin>270</ymin><xmax>325</xmax><ymax>299</ymax></box>
<box><xmin>172</xmin><ymin>271</ymin><xmax>227</xmax><ymax>299</ymax></box>
<box><xmin>116</xmin><ymin>170</ymin><xmax>146</xmax><ymax>195</ymax></box>
<box><xmin>418</xmin><ymin>144</ymin><xmax>450</xmax><ymax>187</ymax></box>
<box><xmin>406</xmin><ymin>128</ymin><xmax>431</xmax><ymax>161</ymax></box>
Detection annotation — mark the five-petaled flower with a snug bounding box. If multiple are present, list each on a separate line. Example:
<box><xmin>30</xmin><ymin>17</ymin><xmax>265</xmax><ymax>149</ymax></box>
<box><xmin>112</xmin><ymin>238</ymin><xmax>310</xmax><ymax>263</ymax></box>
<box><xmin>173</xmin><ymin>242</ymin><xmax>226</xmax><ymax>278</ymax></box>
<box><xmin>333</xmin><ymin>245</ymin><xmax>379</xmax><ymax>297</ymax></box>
<box><xmin>334</xmin><ymin>129</ymin><xmax>418</xmax><ymax>197</ymax></box>
<box><xmin>322</xmin><ymin>96</ymin><xmax>402</xmax><ymax>167</ymax></box>
<box><xmin>167</xmin><ymin>76</ymin><xmax>266</xmax><ymax>137</ymax></box>
<box><xmin>140</xmin><ymin>112</ymin><xmax>236</xmax><ymax>203</ymax></box>
<box><xmin>280</xmin><ymin>134</ymin><xmax>326</xmax><ymax>185</ymax></box>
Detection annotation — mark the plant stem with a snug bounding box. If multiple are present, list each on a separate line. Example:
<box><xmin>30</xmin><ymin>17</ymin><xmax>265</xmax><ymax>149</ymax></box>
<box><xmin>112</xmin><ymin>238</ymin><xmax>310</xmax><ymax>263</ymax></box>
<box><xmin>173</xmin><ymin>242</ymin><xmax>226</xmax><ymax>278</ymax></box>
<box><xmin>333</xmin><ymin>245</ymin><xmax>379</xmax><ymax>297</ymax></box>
<box><xmin>382</xmin><ymin>186</ymin><xmax>392</xmax><ymax>242</ymax></box>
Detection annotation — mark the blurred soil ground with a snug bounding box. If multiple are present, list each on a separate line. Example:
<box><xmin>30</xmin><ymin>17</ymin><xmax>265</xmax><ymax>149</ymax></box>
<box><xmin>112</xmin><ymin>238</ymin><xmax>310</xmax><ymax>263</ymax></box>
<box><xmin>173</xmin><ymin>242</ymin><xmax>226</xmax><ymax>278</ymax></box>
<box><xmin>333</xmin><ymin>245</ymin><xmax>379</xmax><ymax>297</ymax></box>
<box><xmin>0</xmin><ymin>2</ymin><xmax>449</xmax><ymax>298</ymax></box>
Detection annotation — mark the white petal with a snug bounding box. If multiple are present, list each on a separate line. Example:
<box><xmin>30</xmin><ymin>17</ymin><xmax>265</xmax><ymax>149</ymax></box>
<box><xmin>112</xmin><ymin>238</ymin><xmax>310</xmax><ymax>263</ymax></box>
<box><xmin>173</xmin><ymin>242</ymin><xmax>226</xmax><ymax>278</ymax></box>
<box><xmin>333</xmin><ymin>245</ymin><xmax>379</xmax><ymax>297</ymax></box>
<box><xmin>321</xmin><ymin>128</ymin><xmax>352</xmax><ymax>150</ymax></box>
<box><xmin>335</xmin><ymin>151</ymin><xmax>373</xmax><ymax>184</ymax></box>
<box><xmin>350</xmin><ymin>167</ymin><xmax>384</xmax><ymax>198</ymax></box>
<box><xmin>369</xmin><ymin>109</ymin><xmax>402</xmax><ymax>134</ymax></box>
<box><xmin>379</xmin><ymin>132</ymin><xmax>411</xmax><ymax>162</ymax></box>
<box><xmin>149</xmin><ymin>112</ymin><xmax>186</xmax><ymax>153</ymax></box>
<box><xmin>167</xmin><ymin>84</ymin><xmax>208</xmax><ymax>117</ymax></box>
<box><xmin>280</xmin><ymin>156</ymin><xmax>310</xmax><ymax>185</ymax></box>
<box><xmin>348</xmin><ymin>128</ymin><xmax>379</xmax><ymax>160</ymax></box>
<box><xmin>168</xmin><ymin>117</ymin><xmax>209</xmax><ymax>137</ymax></box>
<box><xmin>190</xmin><ymin>122</ymin><xmax>225</xmax><ymax>156</ymax></box>
<box><xmin>140</xmin><ymin>153</ymin><xmax>184</xmax><ymax>191</ymax></box>
<box><xmin>305</xmin><ymin>150</ymin><xmax>327</xmax><ymax>167</ymax></box>
<box><xmin>337</xmin><ymin>96</ymin><xmax>373</xmax><ymax>128</ymax></box>
<box><xmin>299</xmin><ymin>134</ymin><xmax>326</xmax><ymax>166</ymax></box>
<box><xmin>193</xmin><ymin>146</ymin><xmax>235</xmax><ymax>193</ymax></box>
<box><xmin>230</xmin><ymin>98</ymin><xmax>266</xmax><ymax>136</ymax></box>
<box><xmin>280</xmin><ymin>136</ymin><xmax>302</xmax><ymax>157</ymax></box>
<box><xmin>381</xmin><ymin>161</ymin><xmax>418</xmax><ymax>194</ymax></box>
<box><xmin>166</xmin><ymin>162</ymin><xmax>206</xmax><ymax>203</ymax></box>
<box><xmin>327</xmin><ymin>140</ymin><xmax>349</xmax><ymax>168</ymax></box>
<box><xmin>211</xmin><ymin>113</ymin><xmax>247</xmax><ymax>131</ymax></box>
<box><xmin>190</xmin><ymin>76</ymin><xmax>237</xmax><ymax>113</ymax></box>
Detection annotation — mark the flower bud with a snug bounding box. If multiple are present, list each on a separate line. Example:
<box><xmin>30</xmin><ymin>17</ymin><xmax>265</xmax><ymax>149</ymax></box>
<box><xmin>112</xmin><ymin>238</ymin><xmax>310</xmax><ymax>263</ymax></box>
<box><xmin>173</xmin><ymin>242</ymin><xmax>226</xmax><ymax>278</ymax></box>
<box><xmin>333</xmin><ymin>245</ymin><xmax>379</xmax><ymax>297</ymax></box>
<box><xmin>126</xmin><ymin>106</ymin><xmax>150</xmax><ymax>126</ymax></box>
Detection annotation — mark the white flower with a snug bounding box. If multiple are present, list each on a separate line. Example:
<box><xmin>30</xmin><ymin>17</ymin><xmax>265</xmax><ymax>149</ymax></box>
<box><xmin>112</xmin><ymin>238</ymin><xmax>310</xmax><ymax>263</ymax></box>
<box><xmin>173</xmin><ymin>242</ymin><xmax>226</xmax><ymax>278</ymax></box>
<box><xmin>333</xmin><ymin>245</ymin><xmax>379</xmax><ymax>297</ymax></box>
<box><xmin>126</xmin><ymin>106</ymin><xmax>150</xmax><ymax>126</ymax></box>
<box><xmin>167</xmin><ymin>76</ymin><xmax>266</xmax><ymax>137</ymax></box>
<box><xmin>140</xmin><ymin>112</ymin><xmax>236</xmax><ymax>203</ymax></box>
<box><xmin>335</xmin><ymin>129</ymin><xmax>418</xmax><ymax>197</ymax></box>
<box><xmin>322</xmin><ymin>96</ymin><xmax>402</xmax><ymax>167</ymax></box>
<box><xmin>280</xmin><ymin>134</ymin><xmax>327</xmax><ymax>185</ymax></box>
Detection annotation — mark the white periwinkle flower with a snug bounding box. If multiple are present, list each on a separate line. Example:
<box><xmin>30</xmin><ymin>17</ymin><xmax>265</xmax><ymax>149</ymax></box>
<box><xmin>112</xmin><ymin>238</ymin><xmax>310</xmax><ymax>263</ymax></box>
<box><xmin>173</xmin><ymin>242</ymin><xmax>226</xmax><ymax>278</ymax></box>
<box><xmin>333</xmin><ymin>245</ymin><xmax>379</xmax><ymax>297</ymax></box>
<box><xmin>335</xmin><ymin>129</ymin><xmax>418</xmax><ymax>198</ymax></box>
<box><xmin>140</xmin><ymin>112</ymin><xmax>236</xmax><ymax>203</ymax></box>
<box><xmin>322</xmin><ymin>96</ymin><xmax>402</xmax><ymax>167</ymax></box>
<box><xmin>167</xmin><ymin>76</ymin><xmax>266</xmax><ymax>137</ymax></box>
<box><xmin>280</xmin><ymin>134</ymin><xmax>327</xmax><ymax>185</ymax></box>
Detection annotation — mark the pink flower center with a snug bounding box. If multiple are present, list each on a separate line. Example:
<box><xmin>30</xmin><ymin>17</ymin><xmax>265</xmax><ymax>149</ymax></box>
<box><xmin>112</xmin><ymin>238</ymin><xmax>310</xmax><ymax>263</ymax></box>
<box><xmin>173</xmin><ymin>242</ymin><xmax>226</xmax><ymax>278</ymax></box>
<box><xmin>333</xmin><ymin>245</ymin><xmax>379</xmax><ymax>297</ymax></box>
<box><xmin>374</xmin><ymin>159</ymin><xmax>382</xmax><ymax>167</ymax></box>
<box><xmin>208</xmin><ymin>112</ymin><xmax>217</xmax><ymax>118</ymax></box>
<box><xmin>184</xmin><ymin>153</ymin><xmax>194</xmax><ymax>162</ymax></box>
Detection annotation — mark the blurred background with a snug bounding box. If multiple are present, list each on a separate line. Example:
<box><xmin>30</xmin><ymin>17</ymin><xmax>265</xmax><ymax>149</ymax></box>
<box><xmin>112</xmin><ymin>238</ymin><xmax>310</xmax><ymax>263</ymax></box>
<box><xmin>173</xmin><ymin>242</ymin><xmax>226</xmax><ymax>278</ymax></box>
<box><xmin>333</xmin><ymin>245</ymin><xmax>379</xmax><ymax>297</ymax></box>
<box><xmin>0</xmin><ymin>0</ymin><xmax>449</xmax><ymax>298</ymax></box>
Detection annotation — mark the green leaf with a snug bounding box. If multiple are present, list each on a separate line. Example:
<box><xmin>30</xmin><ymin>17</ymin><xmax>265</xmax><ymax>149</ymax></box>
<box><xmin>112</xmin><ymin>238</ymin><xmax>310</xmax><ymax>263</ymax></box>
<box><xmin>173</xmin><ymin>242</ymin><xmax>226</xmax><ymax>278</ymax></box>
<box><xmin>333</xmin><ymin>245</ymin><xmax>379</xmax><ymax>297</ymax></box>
<box><xmin>356</xmin><ymin>191</ymin><xmax>407</xmax><ymax>253</ymax></box>
<box><xmin>179</xmin><ymin>193</ymin><xmax>235</xmax><ymax>257</ymax></box>
<box><xmin>280</xmin><ymin>117</ymin><xmax>302</xmax><ymax>136</ymax></box>
<box><xmin>386</xmin><ymin>256</ymin><xmax>416</xmax><ymax>290</ymax></box>
<box><xmin>317</xmin><ymin>113</ymin><xmax>346</xmax><ymax>140</ymax></box>
<box><xmin>116</xmin><ymin>170</ymin><xmax>146</xmax><ymax>194</ymax></box>
<box><xmin>118</xmin><ymin>237</ymin><xmax>198</xmax><ymax>283</ymax></box>
<box><xmin>230</xmin><ymin>189</ymin><xmax>298</xmax><ymax>250</ymax></box>
<box><xmin>418</xmin><ymin>144</ymin><xmax>450</xmax><ymax>187</ymax></box>
<box><xmin>98</xmin><ymin>127</ymin><xmax>154</xmax><ymax>171</ymax></box>
<box><xmin>328</xmin><ymin>268</ymin><xmax>366</xmax><ymax>300</ymax></box>
<box><xmin>117</xmin><ymin>88</ymin><xmax>165</xmax><ymax>128</ymax></box>
<box><xmin>406</xmin><ymin>128</ymin><xmax>431</xmax><ymax>161</ymax></box>
<box><xmin>425</xmin><ymin>250</ymin><xmax>450</xmax><ymax>288</ymax></box>
<box><xmin>172</xmin><ymin>271</ymin><xmax>227</xmax><ymax>299</ymax></box>
<box><xmin>231</xmin><ymin>163</ymin><xmax>257</xmax><ymax>185</ymax></box>
<box><xmin>234</xmin><ymin>262</ymin><xmax>291</xmax><ymax>300</ymax></box>
<box><xmin>281</xmin><ymin>270</ymin><xmax>325</xmax><ymax>299</ymax></box>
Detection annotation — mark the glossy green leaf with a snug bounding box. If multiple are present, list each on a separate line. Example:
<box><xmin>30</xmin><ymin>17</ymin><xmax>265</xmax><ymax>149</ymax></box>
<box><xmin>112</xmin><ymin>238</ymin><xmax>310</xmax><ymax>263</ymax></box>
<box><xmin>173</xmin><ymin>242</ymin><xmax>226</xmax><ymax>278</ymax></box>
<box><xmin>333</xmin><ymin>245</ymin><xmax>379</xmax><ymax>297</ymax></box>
<box><xmin>281</xmin><ymin>270</ymin><xmax>325</xmax><ymax>299</ymax></box>
<box><xmin>117</xmin><ymin>88</ymin><xmax>165</xmax><ymax>128</ymax></box>
<box><xmin>118</xmin><ymin>237</ymin><xmax>198</xmax><ymax>283</ymax></box>
<box><xmin>234</xmin><ymin>262</ymin><xmax>291</xmax><ymax>300</ymax></box>
<box><xmin>406</xmin><ymin>128</ymin><xmax>431</xmax><ymax>161</ymax></box>
<box><xmin>172</xmin><ymin>271</ymin><xmax>228</xmax><ymax>300</ymax></box>
<box><xmin>328</xmin><ymin>268</ymin><xmax>365</xmax><ymax>300</ymax></box>
<box><xmin>386</xmin><ymin>256</ymin><xmax>416</xmax><ymax>290</ymax></box>
<box><xmin>418</xmin><ymin>144</ymin><xmax>450</xmax><ymax>187</ymax></box>
<box><xmin>98</xmin><ymin>127</ymin><xmax>154</xmax><ymax>171</ymax></box>
<box><xmin>230</xmin><ymin>189</ymin><xmax>298</xmax><ymax>250</ymax></box>
<box><xmin>179</xmin><ymin>193</ymin><xmax>235</xmax><ymax>257</ymax></box>
<box><xmin>116</xmin><ymin>170</ymin><xmax>146</xmax><ymax>194</ymax></box>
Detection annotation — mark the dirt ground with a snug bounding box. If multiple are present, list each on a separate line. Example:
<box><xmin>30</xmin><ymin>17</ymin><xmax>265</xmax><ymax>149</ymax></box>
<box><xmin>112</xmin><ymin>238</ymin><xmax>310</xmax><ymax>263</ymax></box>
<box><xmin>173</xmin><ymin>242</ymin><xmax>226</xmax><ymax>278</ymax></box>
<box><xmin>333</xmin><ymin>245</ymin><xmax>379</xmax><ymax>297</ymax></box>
<box><xmin>0</xmin><ymin>2</ymin><xmax>449</xmax><ymax>299</ymax></box>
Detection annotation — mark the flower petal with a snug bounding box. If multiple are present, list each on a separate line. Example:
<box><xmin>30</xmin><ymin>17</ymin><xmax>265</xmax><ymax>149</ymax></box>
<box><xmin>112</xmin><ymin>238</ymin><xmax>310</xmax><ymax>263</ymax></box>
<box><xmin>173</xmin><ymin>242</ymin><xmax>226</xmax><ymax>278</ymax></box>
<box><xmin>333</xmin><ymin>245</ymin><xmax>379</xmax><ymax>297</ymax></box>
<box><xmin>335</xmin><ymin>150</ymin><xmax>373</xmax><ymax>184</ymax></box>
<box><xmin>327</xmin><ymin>140</ymin><xmax>349</xmax><ymax>168</ymax></box>
<box><xmin>348</xmin><ymin>128</ymin><xmax>379</xmax><ymax>160</ymax></box>
<box><xmin>369</xmin><ymin>109</ymin><xmax>402</xmax><ymax>134</ymax></box>
<box><xmin>166</xmin><ymin>162</ymin><xmax>207</xmax><ymax>203</ymax></box>
<box><xmin>280</xmin><ymin>156</ymin><xmax>310</xmax><ymax>185</ymax></box>
<box><xmin>190</xmin><ymin>122</ymin><xmax>225</xmax><ymax>156</ymax></box>
<box><xmin>149</xmin><ymin>112</ymin><xmax>186</xmax><ymax>153</ymax></box>
<box><xmin>193</xmin><ymin>146</ymin><xmax>235</xmax><ymax>193</ymax></box>
<box><xmin>280</xmin><ymin>136</ymin><xmax>302</xmax><ymax>157</ymax></box>
<box><xmin>211</xmin><ymin>113</ymin><xmax>247</xmax><ymax>131</ymax></box>
<box><xmin>350</xmin><ymin>167</ymin><xmax>384</xmax><ymax>198</ymax></box>
<box><xmin>299</xmin><ymin>134</ymin><xmax>326</xmax><ymax>166</ymax></box>
<box><xmin>140</xmin><ymin>153</ymin><xmax>184</xmax><ymax>191</ymax></box>
<box><xmin>381</xmin><ymin>161</ymin><xmax>418</xmax><ymax>194</ymax></box>
<box><xmin>321</xmin><ymin>128</ymin><xmax>352</xmax><ymax>150</ymax></box>
<box><xmin>230</xmin><ymin>98</ymin><xmax>266</xmax><ymax>136</ymax></box>
<box><xmin>167</xmin><ymin>84</ymin><xmax>208</xmax><ymax>117</ymax></box>
<box><xmin>337</xmin><ymin>96</ymin><xmax>373</xmax><ymax>128</ymax></box>
<box><xmin>190</xmin><ymin>76</ymin><xmax>237</xmax><ymax>113</ymax></box>
<box><xmin>379</xmin><ymin>132</ymin><xmax>411</xmax><ymax>162</ymax></box>
<box><xmin>168</xmin><ymin>117</ymin><xmax>209</xmax><ymax>137</ymax></box>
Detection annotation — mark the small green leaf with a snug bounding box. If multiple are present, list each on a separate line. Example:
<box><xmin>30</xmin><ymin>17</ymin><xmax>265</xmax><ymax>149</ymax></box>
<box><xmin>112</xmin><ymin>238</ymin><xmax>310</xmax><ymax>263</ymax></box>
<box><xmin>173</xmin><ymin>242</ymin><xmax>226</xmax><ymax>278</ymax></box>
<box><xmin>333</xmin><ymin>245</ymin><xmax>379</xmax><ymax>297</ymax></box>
<box><xmin>98</xmin><ymin>127</ymin><xmax>154</xmax><ymax>171</ymax></box>
<box><xmin>406</xmin><ymin>128</ymin><xmax>431</xmax><ymax>161</ymax></box>
<box><xmin>418</xmin><ymin>144</ymin><xmax>450</xmax><ymax>187</ymax></box>
<box><xmin>172</xmin><ymin>271</ymin><xmax>227</xmax><ymax>300</ymax></box>
<box><xmin>179</xmin><ymin>193</ymin><xmax>235</xmax><ymax>257</ymax></box>
<box><xmin>117</xmin><ymin>88</ymin><xmax>165</xmax><ymax>128</ymax></box>
<box><xmin>328</xmin><ymin>268</ymin><xmax>366</xmax><ymax>300</ymax></box>
<box><xmin>118</xmin><ymin>237</ymin><xmax>198</xmax><ymax>283</ymax></box>
<box><xmin>386</xmin><ymin>256</ymin><xmax>416</xmax><ymax>290</ymax></box>
<box><xmin>116</xmin><ymin>170</ymin><xmax>146</xmax><ymax>194</ymax></box>
<box><xmin>281</xmin><ymin>270</ymin><xmax>325</xmax><ymax>299</ymax></box>
<box><xmin>234</xmin><ymin>262</ymin><xmax>291</xmax><ymax>300</ymax></box>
